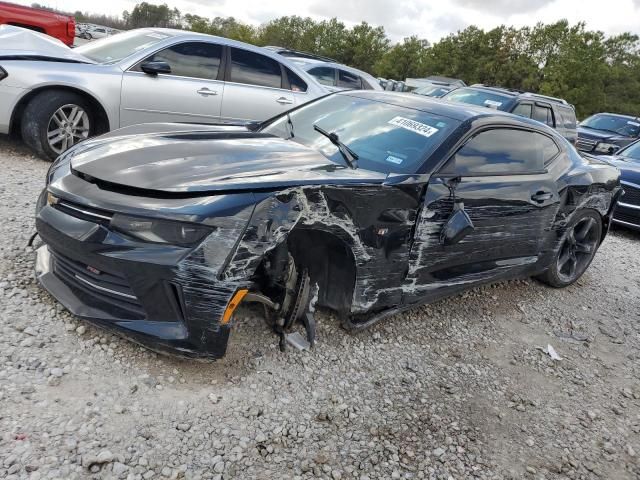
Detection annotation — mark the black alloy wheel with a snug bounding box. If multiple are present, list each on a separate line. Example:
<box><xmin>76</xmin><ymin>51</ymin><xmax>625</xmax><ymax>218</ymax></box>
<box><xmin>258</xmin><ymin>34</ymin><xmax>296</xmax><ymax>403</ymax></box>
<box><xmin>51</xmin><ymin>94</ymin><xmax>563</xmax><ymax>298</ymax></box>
<box><xmin>537</xmin><ymin>210</ymin><xmax>602</xmax><ymax>288</ymax></box>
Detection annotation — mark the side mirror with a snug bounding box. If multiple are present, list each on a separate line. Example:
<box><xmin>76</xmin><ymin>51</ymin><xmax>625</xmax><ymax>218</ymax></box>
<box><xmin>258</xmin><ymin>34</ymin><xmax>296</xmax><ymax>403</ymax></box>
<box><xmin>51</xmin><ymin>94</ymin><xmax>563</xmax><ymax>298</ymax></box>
<box><xmin>440</xmin><ymin>202</ymin><xmax>474</xmax><ymax>246</ymax></box>
<box><xmin>140</xmin><ymin>60</ymin><xmax>171</xmax><ymax>76</ymax></box>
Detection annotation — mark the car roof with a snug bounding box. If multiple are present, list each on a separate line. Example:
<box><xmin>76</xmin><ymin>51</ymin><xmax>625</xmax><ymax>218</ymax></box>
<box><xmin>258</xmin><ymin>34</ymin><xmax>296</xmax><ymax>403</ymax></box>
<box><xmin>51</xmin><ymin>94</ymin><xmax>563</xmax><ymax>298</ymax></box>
<box><xmin>589</xmin><ymin>112</ymin><xmax>639</xmax><ymax>121</ymax></box>
<box><xmin>426</xmin><ymin>76</ymin><xmax>466</xmax><ymax>86</ymax></box>
<box><xmin>342</xmin><ymin>91</ymin><xmax>555</xmax><ymax>128</ymax></box>
<box><xmin>463</xmin><ymin>85</ymin><xmax>574</xmax><ymax>109</ymax></box>
<box><xmin>292</xmin><ymin>58</ymin><xmax>369</xmax><ymax>75</ymax></box>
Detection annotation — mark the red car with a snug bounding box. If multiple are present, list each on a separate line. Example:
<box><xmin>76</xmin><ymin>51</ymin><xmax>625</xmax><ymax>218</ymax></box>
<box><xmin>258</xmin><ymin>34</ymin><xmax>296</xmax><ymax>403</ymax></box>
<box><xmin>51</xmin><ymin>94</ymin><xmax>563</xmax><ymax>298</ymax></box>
<box><xmin>0</xmin><ymin>1</ymin><xmax>75</xmax><ymax>46</ymax></box>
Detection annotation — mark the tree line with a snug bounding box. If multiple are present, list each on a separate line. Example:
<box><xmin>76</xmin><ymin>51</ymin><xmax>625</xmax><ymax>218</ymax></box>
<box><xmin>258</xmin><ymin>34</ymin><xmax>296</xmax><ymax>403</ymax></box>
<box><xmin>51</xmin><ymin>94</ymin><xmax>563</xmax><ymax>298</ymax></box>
<box><xmin>32</xmin><ymin>2</ymin><xmax>640</xmax><ymax>118</ymax></box>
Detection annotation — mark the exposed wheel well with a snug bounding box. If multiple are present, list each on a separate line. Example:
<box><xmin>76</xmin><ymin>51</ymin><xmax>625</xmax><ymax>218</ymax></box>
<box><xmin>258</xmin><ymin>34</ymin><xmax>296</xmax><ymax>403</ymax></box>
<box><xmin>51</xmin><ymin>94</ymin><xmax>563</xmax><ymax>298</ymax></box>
<box><xmin>286</xmin><ymin>228</ymin><xmax>356</xmax><ymax>315</ymax></box>
<box><xmin>10</xmin><ymin>86</ymin><xmax>110</xmax><ymax>138</ymax></box>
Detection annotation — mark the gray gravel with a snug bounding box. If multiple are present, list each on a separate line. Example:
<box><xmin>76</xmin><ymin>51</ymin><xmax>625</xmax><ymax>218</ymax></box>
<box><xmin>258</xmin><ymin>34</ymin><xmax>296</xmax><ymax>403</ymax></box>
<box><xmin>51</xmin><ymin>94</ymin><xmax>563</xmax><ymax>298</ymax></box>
<box><xmin>1</xmin><ymin>135</ymin><xmax>639</xmax><ymax>480</ymax></box>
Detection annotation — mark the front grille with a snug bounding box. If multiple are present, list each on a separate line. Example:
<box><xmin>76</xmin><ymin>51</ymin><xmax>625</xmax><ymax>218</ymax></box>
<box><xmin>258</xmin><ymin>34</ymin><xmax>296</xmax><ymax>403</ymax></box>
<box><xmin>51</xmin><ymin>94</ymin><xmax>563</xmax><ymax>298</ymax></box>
<box><xmin>621</xmin><ymin>183</ymin><xmax>640</xmax><ymax>206</ymax></box>
<box><xmin>576</xmin><ymin>137</ymin><xmax>597</xmax><ymax>152</ymax></box>
<box><xmin>613</xmin><ymin>209</ymin><xmax>640</xmax><ymax>227</ymax></box>
<box><xmin>51</xmin><ymin>249</ymin><xmax>145</xmax><ymax>315</ymax></box>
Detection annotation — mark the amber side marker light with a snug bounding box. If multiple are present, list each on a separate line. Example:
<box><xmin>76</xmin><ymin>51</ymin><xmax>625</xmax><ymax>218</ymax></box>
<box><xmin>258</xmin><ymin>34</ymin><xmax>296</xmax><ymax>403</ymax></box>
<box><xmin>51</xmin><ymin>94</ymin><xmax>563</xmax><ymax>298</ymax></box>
<box><xmin>222</xmin><ymin>289</ymin><xmax>249</xmax><ymax>324</ymax></box>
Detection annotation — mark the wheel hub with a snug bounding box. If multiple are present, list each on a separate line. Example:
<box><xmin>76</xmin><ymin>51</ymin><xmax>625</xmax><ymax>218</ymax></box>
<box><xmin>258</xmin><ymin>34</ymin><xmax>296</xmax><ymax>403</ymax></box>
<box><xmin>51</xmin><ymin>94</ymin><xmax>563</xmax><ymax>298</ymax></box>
<box><xmin>47</xmin><ymin>104</ymin><xmax>90</xmax><ymax>154</ymax></box>
<box><xmin>557</xmin><ymin>217</ymin><xmax>599</xmax><ymax>283</ymax></box>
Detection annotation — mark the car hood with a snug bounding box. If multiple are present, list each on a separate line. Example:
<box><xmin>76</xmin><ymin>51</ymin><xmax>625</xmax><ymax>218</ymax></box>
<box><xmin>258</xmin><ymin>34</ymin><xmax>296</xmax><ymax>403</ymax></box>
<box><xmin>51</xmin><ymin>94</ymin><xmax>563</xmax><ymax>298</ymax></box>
<box><xmin>598</xmin><ymin>154</ymin><xmax>640</xmax><ymax>185</ymax></box>
<box><xmin>69</xmin><ymin>125</ymin><xmax>386</xmax><ymax>193</ymax></box>
<box><xmin>0</xmin><ymin>25</ymin><xmax>93</xmax><ymax>63</ymax></box>
<box><xmin>577</xmin><ymin>126</ymin><xmax>632</xmax><ymax>144</ymax></box>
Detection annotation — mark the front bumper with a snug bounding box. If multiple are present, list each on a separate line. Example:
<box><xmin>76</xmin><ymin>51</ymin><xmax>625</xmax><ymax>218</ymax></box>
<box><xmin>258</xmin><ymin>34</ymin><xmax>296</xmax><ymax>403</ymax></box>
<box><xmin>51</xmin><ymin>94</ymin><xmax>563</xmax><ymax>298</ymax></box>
<box><xmin>612</xmin><ymin>201</ymin><xmax>640</xmax><ymax>231</ymax></box>
<box><xmin>34</xmin><ymin>196</ymin><xmax>247</xmax><ymax>359</ymax></box>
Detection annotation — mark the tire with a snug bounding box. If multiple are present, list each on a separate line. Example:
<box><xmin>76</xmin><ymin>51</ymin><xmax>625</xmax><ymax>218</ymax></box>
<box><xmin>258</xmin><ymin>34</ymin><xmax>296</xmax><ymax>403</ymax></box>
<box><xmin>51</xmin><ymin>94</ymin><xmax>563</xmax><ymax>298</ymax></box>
<box><xmin>535</xmin><ymin>209</ymin><xmax>603</xmax><ymax>288</ymax></box>
<box><xmin>21</xmin><ymin>90</ymin><xmax>95</xmax><ymax>161</ymax></box>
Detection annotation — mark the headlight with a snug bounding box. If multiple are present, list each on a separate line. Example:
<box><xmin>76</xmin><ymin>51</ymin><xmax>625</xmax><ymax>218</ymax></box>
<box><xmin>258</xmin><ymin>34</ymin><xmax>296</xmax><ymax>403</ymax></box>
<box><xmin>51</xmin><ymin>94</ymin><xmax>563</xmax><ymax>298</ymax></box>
<box><xmin>595</xmin><ymin>142</ymin><xmax>620</xmax><ymax>154</ymax></box>
<box><xmin>110</xmin><ymin>214</ymin><xmax>213</xmax><ymax>246</ymax></box>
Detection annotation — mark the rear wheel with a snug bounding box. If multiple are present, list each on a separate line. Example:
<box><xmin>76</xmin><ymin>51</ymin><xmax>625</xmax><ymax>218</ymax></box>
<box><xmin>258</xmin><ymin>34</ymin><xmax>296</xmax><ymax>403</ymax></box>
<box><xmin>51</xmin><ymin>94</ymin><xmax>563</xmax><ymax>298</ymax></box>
<box><xmin>536</xmin><ymin>210</ymin><xmax>602</xmax><ymax>288</ymax></box>
<box><xmin>21</xmin><ymin>90</ymin><xmax>95</xmax><ymax>161</ymax></box>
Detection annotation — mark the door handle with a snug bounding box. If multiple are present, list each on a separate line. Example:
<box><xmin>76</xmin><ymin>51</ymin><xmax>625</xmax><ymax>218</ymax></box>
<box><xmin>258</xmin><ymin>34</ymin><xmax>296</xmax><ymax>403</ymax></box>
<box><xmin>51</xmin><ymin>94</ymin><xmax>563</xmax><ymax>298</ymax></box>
<box><xmin>531</xmin><ymin>190</ymin><xmax>553</xmax><ymax>203</ymax></box>
<box><xmin>197</xmin><ymin>88</ymin><xmax>218</xmax><ymax>96</ymax></box>
<box><xmin>276</xmin><ymin>97</ymin><xmax>294</xmax><ymax>105</ymax></box>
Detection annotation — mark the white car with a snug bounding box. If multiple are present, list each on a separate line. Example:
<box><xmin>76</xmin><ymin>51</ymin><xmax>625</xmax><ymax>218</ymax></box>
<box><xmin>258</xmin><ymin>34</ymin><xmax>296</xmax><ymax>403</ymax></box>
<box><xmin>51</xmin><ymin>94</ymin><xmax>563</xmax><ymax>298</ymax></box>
<box><xmin>0</xmin><ymin>26</ymin><xmax>330</xmax><ymax>160</ymax></box>
<box><xmin>264</xmin><ymin>47</ymin><xmax>382</xmax><ymax>92</ymax></box>
<box><xmin>83</xmin><ymin>26</ymin><xmax>110</xmax><ymax>40</ymax></box>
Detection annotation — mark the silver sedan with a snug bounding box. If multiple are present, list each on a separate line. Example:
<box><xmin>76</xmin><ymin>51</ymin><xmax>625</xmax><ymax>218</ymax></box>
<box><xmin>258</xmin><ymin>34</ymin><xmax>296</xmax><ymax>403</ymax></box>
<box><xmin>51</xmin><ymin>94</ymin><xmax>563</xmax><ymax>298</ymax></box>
<box><xmin>0</xmin><ymin>26</ymin><xmax>329</xmax><ymax>160</ymax></box>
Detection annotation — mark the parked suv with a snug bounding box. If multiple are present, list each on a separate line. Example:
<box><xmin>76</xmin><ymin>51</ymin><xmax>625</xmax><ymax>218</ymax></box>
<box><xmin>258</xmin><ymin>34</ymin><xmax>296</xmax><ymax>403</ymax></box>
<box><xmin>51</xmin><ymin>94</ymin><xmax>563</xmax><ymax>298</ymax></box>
<box><xmin>576</xmin><ymin>113</ymin><xmax>640</xmax><ymax>155</ymax></box>
<box><xmin>0</xmin><ymin>1</ymin><xmax>75</xmax><ymax>46</ymax></box>
<box><xmin>442</xmin><ymin>85</ymin><xmax>577</xmax><ymax>143</ymax></box>
<box><xmin>265</xmin><ymin>47</ymin><xmax>382</xmax><ymax>91</ymax></box>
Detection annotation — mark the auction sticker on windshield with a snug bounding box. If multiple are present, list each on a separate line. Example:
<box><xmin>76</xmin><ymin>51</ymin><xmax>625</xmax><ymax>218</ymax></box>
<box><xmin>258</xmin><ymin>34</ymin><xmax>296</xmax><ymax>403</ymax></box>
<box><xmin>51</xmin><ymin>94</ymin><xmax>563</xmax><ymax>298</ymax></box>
<box><xmin>484</xmin><ymin>99</ymin><xmax>502</xmax><ymax>108</ymax></box>
<box><xmin>389</xmin><ymin>117</ymin><xmax>439</xmax><ymax>138</ymax></box>
<box><xmin>628</xmin><ymin>121</ymin><xmax>640</xmax><ymax>127</ymax></box>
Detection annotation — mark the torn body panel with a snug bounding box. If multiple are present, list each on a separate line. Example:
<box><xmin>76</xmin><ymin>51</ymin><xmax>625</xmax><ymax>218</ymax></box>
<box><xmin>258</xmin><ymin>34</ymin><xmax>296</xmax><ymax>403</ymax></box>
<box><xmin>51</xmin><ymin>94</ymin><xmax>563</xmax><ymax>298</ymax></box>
<box><xmin>224</xmin><ymin>185</ymin><xmax>422</xmax><ymax>314</ymax></box>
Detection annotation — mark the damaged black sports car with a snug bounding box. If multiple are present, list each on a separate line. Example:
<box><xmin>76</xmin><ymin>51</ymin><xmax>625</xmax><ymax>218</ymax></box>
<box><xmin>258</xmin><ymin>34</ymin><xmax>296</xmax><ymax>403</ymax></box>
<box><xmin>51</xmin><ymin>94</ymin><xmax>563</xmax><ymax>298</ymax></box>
<box><xmin>35</xmin><ymin>91</ymin><xmax>621</xmax><ymax>358</ymax></box>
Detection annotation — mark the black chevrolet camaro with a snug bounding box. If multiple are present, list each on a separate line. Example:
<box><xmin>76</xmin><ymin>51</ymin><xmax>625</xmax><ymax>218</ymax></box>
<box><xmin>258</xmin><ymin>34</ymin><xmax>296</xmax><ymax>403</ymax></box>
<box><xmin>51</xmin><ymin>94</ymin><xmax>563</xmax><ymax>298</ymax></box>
<box><xmin>35</xmin><ymin>91</ymin><xmax>621</xmax><ymax>358</ymax></box>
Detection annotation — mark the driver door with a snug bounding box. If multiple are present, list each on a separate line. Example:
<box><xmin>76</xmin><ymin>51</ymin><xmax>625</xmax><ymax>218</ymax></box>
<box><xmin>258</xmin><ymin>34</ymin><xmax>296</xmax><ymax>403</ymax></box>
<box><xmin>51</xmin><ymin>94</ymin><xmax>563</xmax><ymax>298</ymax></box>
<box><xmin>404</xmin><ymin>127</ymin><xmax>561</xmax><ymax>304</ymax></box>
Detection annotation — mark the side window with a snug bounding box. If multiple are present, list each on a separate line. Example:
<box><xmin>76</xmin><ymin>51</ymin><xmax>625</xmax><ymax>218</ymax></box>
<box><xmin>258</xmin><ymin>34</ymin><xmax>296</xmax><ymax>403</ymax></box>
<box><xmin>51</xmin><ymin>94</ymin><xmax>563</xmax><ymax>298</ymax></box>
<box><xmin>133</xmin><ymin>42</ymin><xmax>222</xmax><ymax>80</ymax></box>
<box><xmin>533</xmin><ymin>105</ymin><xmax>554</xmax><ymax>127</ymax></box>
<box><xmin>285</xmin><ymin>67</ymin><xmax>308</xmax><ymax>93</ymax></box>
<box><xmin>512</xmin><ymin>103</ymin><xmax>532</xmax><ymax>118</ymax></box>
<box><xmin>439</xmin><ymin>129</ymin><xmax>557</xmax><ymax>176</ymax></box>
<box><xmin>229</xmin><ymin>47</ymin><xmax>282</xmax><ymax>89</ymax></box>
<box><xmin>308</xmin><ymin>67</ymin><xmax>336</xmax><ymax>86</ymax></box>
<box><xmin>337</xmin><ymin>69</ymin><xmax>362</xmax><ymax>89</ymax></box>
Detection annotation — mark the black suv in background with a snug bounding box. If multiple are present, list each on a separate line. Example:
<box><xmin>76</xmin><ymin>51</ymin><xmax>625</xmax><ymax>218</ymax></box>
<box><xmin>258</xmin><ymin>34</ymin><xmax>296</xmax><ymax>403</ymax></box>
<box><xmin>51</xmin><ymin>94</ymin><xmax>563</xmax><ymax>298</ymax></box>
<box><xmin>576</xmin><ymin>113</ymin><xmax>640</xmax><ymax>155</ymax></box>
<box><xmin>442</xmin><ymin>85</ymin><xmax>577</xmax><ymax>143</ymax></box>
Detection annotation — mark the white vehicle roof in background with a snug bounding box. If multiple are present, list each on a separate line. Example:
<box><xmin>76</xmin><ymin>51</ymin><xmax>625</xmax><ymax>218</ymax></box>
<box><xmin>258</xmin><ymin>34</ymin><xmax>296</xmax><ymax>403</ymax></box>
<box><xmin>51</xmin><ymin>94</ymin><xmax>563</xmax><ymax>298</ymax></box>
<box><xmin>0</xmin><ymin>25</ymin><xmax>94</xmax><ymax>63</ymax></box>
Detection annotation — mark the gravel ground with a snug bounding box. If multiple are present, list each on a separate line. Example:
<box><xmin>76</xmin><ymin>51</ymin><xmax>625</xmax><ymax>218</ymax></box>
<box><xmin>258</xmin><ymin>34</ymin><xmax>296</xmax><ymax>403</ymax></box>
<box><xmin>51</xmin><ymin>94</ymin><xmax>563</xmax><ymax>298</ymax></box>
<box><xmin>1</xmin><ymin>135</ymin><xmax>639</xmax><ymax>480</ymax></box>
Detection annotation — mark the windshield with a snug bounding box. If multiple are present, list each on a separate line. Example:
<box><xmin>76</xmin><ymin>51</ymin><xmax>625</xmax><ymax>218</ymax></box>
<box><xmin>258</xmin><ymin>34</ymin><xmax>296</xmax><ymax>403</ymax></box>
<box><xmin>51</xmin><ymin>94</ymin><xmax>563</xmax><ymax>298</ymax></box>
<box><xmin>618</xmin><ymin>141</ymin><xmax>640</xmax><ymax>162</ymax></box>
<box><xmin>580</xmin><ymin>114</ymin><xmax>640</xmax><ymax>137</ymax></box>
<box><xmin>75</xmin><ymin>30</ymin><xmax>172</xmax><ymax>63</ymax></box>
<box><xmin>443</xmin><ymin>87</ymin><xmax>512</xmax><ymax>110</ymax></box>
<box><xmin>261</xmin><ymin>94</ymin><xmax>460</xmax><ymax>174</ymax></box>
<box><xmin>414</xmin><ymin>86</ymin><xmax>450</xmax><ymax>97</ymax></box>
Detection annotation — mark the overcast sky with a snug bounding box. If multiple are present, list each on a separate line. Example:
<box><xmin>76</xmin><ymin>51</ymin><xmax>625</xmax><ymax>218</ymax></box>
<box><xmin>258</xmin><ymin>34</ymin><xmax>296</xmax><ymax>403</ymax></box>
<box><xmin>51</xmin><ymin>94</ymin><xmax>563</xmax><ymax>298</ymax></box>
<box><xmin>17</xmin><ymin>0</ymin><xmax>640</xmax><ymax>42</ymax></box>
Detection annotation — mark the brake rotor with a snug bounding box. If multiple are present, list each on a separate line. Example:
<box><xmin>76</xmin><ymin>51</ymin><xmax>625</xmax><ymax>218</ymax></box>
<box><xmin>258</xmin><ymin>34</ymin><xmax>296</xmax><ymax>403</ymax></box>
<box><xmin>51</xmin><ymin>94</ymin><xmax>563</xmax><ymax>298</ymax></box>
<box><xmin>282</xmin><ymin>266</ymin><xmax>311</xmax><ymax>332</ymax></box>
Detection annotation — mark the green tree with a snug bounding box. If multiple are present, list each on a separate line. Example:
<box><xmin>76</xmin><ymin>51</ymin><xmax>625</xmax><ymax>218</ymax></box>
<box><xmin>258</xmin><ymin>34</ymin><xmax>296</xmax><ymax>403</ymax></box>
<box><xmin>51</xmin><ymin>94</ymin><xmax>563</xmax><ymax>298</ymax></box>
<box><xmin>124</xmin><ymin>2</ymin><xmax>181</xmax><ymax>29</ymax></box>
<box><xmin>340</xmin><ymin>22</ymin><xmax>389</xmax><ymax>73</ymax></box>
<box><xmin>374</xmin><ymin>36</ymin><xmax>429</xmax><ymax>79</ymax></box>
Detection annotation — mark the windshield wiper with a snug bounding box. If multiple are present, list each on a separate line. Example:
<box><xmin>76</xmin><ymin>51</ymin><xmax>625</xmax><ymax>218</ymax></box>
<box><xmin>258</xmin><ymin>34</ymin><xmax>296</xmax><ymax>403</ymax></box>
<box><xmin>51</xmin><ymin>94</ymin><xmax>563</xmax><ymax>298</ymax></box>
<box><xmin>313</xmin><ymin>124</ymin><xmax>358</xmax><ymax>169</ymax></box>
